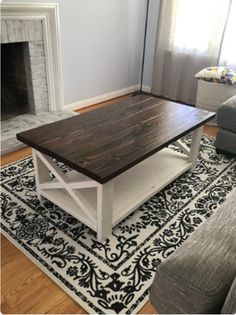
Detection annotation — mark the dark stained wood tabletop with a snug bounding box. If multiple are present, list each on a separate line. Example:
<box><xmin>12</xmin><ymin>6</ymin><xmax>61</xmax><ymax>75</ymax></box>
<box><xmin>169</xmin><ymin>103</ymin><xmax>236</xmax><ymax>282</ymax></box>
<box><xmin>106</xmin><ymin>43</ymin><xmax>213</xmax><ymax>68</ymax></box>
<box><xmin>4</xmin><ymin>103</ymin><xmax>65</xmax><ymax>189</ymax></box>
<box><xmin>17</xmin><ymin>95</ymin><xmax>215</xmax><ymax>184</ymax></box>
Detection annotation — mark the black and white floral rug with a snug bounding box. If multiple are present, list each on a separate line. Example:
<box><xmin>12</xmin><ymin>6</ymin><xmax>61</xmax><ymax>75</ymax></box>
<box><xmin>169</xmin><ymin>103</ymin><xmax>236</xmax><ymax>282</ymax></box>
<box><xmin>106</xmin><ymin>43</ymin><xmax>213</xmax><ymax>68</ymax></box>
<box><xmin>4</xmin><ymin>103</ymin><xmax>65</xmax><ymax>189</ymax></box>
<box><xmin>1</xmin><ymin>135</ymin><xmax>236</xmax><ymax>314</ymax></box>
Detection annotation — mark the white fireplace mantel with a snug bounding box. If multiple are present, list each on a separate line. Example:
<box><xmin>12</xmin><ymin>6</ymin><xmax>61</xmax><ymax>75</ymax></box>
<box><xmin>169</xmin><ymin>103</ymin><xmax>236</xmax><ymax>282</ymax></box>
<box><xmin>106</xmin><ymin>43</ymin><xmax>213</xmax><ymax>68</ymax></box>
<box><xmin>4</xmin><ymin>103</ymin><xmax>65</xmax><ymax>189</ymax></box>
<box><xmin>1</xmin><ymin>2</ymin><xmax>64</xmax><ymax>111</ymax></box>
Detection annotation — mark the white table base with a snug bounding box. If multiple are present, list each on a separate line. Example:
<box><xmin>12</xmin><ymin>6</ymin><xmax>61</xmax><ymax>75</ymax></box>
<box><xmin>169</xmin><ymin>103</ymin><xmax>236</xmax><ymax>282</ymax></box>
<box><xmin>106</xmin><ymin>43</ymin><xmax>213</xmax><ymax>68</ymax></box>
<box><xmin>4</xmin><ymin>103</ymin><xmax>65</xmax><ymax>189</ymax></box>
<box><xmin>32</xmin><ymin>126</ymin><xmax>203</xmax><ymax>241</ymax></box>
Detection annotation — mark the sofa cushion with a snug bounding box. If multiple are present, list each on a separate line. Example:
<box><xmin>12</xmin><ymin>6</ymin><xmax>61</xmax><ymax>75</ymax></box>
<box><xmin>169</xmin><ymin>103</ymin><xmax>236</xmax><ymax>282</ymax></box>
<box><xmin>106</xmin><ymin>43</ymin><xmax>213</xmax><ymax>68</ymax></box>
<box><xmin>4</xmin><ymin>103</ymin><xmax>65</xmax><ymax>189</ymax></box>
<box><xmin>215</xmin><ymin>128</ymin><xmax>236</xmax><ymax>155</ymax></box>
<box><xmin>217</xmin><ymin>95</ymin><xmax>236</xmax><ymax>133</ymax></box>
<box><xmin>221</xmin><ymin>277</ymin><xmax>236</xmax><ymax>314</ymax></box>
<box><xmin>149</xmin><ymin>190</ymin><xmax>236</xmax><ymax>314</ymax></box>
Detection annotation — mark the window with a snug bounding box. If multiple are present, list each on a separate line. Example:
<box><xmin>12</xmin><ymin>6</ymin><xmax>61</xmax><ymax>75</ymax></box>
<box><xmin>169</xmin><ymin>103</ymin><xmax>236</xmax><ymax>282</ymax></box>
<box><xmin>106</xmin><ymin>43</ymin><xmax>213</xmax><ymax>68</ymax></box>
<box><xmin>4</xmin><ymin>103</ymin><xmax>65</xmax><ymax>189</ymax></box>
<box><xmin>220</xmin><ymin>0</ymin><xmax>236</xmax><ymax>67</ymax></box>
<box><xmin>172</xmin><ymin>0</ymin><xmax>236</xmax><ymax>66</ymax></box>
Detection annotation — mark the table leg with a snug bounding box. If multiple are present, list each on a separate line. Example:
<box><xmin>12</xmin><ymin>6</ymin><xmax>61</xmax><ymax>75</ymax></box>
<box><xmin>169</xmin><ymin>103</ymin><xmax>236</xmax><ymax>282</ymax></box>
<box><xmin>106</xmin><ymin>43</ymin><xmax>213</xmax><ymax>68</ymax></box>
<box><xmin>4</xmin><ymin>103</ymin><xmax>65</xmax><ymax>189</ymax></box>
<box><xmin>189</xmin><ymin>126</ymin><xmax>203</xmax><ymax>169</ymax></box>
<box><xmin>97</xmin><ymin>181</ymin><xmax>113</xmax><ymax>242</ymax></box>
<box><xmin>32</xmin><ymin>149</ymin><xmax>49</xmax><ymax>202</ymax></box>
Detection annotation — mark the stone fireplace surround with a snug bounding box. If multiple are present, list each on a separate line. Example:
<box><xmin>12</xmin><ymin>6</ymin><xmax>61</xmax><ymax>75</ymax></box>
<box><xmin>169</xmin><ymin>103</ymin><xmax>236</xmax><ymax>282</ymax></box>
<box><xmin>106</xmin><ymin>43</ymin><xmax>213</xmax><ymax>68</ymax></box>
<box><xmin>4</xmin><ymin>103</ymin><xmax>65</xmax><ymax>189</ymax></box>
<box><xmin>1</xmin><ymin>3</ymin><xmax>76</xmax><ymax>155</ymax></box>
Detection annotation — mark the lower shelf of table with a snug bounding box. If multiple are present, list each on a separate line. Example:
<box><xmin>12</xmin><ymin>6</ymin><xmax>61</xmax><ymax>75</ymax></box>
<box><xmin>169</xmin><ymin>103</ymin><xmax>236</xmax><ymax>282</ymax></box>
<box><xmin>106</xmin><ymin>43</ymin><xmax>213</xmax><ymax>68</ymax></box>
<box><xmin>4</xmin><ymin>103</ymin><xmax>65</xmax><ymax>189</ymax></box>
<box><xmin>39</xmin><ymin>147</ymin><xmax>192</xmax><ymax>232</ymax></box>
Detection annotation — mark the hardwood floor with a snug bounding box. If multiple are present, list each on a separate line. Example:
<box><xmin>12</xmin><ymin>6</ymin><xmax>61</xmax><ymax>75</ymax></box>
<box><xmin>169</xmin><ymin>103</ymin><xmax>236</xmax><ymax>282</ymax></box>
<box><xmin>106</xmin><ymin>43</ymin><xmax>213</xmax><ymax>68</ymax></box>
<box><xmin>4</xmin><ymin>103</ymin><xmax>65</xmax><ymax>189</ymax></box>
<box><xmin>1</xmin><ymin>95</ymin><xmax>217</xmax><ymax>314</ymax></box>
<box><xmin>0</xmin><ymin>146</ymin><xmax>32</xmax><ymax>167</ymax></box>
<box><xmin>77</xmin><ymin>93</ymin><xmax>131</xmax><ymax>114</ymax></box>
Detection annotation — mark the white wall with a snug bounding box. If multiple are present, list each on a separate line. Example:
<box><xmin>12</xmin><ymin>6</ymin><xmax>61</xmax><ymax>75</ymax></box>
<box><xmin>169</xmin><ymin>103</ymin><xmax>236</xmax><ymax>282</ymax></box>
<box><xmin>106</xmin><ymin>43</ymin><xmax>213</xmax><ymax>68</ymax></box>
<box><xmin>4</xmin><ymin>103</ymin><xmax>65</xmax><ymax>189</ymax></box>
<box><xmin>3</xmin><ymin>0</ymin><xmax>147</xmax><ymax>106</ymax></box>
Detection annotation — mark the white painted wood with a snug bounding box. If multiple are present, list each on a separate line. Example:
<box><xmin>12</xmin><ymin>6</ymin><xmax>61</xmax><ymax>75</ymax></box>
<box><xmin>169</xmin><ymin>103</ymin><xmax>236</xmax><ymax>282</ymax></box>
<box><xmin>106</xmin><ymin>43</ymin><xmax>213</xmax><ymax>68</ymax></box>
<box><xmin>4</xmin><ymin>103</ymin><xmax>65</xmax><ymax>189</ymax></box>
<box><xmin>32</xmin><ymin>149</ymin><xmax>49</xmax><ymax>202</ymax></box>
<box><xmin>32</xmin><ymin>131</ymin><xmax>203</xmax><ymax>240</ymax></box>
<box><xmin>1</xmin><ymin>3</ymin><xmax>64</xmax><ymax>111</ymax></box>
<box><xmin>97</xmin><ymin>182</ymin><xmax>114</xmax><ymax>242</ymax></box>
<box><xmin>112</xmin><ymin>149</ymin><xmax>191</xmax><ymax>225</ymax></box>
<box><xmin>39</xmin><ymin>180</ymin><xmax>97</xmax><ymax>190</ymax></box>
<box><xmin>39</xmin><ymin>182</ymin><xmax>63</xmax><ymax>190</ymax></box>
<box><xmin>175</xmin><ymin>140</ymin><xmax>190</xmax><ymax>156</ymax></box>
<box><xmin>189</xmin><ymin>126</ymin><xmax>203</xmax><ymax>169</ymax></box>
<box><xmin>40</xmin><ymin>189</ymin><xmax>96</xmax><ymax>231</ymax></box>
<box><xmin>36</xmin><ymin>151</ymin><xmax>70</xmax><ymax>184</ymax></box>
<box><xmin>34</xmin><ymin>151</ymin><xmax>97</xmax><ymax>225</ymax></box>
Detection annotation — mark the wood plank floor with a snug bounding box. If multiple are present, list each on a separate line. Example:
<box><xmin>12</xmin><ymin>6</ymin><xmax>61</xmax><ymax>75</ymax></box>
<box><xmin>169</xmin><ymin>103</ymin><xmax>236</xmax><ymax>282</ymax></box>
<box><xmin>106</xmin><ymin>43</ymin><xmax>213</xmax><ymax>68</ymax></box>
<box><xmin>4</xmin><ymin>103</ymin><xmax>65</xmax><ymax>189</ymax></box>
<box><xmin>1</xmin><ymin>94</ymin><xmax>217</xmax><ymax>314</ymax></box>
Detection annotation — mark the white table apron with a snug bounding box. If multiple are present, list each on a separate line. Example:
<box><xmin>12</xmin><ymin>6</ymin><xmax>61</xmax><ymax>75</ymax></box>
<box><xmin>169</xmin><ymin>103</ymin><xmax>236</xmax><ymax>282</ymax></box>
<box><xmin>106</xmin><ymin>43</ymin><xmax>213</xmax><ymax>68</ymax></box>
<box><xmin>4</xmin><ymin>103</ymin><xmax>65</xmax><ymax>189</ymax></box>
<box><xmin>32</xmin><ymin>126</ymin><xmax>203</xmax><ymax>242</ymax></box>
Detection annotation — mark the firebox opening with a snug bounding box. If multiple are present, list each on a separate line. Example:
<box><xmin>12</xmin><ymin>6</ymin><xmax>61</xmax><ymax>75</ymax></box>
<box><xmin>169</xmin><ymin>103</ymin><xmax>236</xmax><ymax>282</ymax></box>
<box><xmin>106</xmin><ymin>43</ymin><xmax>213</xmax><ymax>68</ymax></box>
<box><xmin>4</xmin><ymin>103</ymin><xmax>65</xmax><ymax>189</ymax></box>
<box><xmin>1</xmin><ymin>42</ymin><xmax>32</xmax><ymax>121</ymax></box>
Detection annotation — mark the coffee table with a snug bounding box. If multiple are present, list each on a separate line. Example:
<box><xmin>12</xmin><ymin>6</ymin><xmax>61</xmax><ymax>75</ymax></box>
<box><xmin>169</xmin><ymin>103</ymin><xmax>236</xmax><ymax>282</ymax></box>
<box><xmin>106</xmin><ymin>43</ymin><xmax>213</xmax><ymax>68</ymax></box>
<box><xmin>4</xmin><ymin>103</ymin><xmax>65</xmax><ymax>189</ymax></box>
<box><xmin>17</xmin><ymin>95</ymin><xmax>215</xmax><ymax>241</ymax></box>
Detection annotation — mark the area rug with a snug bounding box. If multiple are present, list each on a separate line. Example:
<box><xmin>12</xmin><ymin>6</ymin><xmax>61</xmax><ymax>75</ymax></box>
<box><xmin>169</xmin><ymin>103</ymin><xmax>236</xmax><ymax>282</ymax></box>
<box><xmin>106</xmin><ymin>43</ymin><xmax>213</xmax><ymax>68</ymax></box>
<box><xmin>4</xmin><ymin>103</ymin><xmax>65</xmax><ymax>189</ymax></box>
<box><xmin>1</xmin><ymin>135</ymin><xmax>236</xmax><ymax>314</ymax></box>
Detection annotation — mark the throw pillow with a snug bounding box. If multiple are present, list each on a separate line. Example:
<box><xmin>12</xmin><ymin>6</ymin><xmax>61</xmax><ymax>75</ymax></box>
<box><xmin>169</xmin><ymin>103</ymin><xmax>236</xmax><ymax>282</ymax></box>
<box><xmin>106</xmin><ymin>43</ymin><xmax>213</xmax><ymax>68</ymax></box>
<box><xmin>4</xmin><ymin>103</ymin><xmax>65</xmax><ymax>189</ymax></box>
<box><xmin>195</xmin><ymin>67</ymin><xmax>236</xmax><ymax>85</ymax></box>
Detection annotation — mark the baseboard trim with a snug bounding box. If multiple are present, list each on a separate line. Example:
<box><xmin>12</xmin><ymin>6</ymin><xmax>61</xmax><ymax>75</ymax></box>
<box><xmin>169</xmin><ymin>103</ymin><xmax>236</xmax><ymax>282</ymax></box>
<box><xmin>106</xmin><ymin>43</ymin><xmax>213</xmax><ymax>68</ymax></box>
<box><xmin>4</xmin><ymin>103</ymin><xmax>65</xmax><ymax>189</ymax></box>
<box><xmin>141</xmin><ymin>85</ymin><xmax>151</xmax><ymax>93</ymax></box>
<box><xmin>64</xmin><ymin>85</ymin><xmax>141</xmax><ymax>111</ymax></box>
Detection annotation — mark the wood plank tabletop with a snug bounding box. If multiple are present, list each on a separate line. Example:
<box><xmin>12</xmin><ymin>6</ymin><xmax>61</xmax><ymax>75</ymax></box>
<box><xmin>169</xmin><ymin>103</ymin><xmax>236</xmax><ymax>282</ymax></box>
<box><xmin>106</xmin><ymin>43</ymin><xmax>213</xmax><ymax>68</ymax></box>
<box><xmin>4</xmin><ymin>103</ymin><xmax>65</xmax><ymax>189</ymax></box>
<box><xmin>17</xmin><ymin>95</ymin><xmax>215</xmax><ymax>184</ymax></box>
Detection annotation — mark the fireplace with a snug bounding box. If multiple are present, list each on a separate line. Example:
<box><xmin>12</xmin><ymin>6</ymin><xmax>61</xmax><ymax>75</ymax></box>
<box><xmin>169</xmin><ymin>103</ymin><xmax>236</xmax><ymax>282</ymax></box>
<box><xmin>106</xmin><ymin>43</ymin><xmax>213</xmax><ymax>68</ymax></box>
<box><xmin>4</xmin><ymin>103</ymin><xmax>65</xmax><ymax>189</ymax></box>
<box><xmin>1</xmin><ymin>3</ymin><xmax>74</xmax><ymax>156</ymax></box>
<box><xmin>1</xmin><ymin>18</ymin><xmax>50</xmax><ymax>115</ymax></box>
<box><xmin>1</xmin><ymin>42</ymin><xmax>32</xmax><ymax>120</ymax></box>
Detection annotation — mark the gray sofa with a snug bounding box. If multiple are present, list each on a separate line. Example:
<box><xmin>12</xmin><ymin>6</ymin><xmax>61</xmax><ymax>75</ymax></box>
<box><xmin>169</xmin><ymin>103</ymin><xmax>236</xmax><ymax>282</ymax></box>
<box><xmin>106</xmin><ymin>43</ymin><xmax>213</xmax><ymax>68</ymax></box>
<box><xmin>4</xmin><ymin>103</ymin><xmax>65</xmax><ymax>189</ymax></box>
<box><xmin>215</xmin><ymin>95</ymin><xmax>236</xmax><ymax>155</ymax></box>
<box><xmin>149</xmin><ymin>190</ymin><xmax>236</xmax><ymax>314</ymax></box>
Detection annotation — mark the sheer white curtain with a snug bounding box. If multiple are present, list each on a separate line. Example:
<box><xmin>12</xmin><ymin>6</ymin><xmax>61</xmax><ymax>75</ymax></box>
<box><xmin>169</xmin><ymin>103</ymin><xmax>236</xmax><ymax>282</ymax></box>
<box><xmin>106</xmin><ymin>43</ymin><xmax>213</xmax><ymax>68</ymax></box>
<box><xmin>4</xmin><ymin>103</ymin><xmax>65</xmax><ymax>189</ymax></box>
<box><xmin>151</xmin><ymin>0</ymin><xmax>235</xmax><ymax>105</ymax></box>
<box><xmin>220</xmin><ymin>0</ymin><xmax>236</xmax><ymax>69</ymax></box>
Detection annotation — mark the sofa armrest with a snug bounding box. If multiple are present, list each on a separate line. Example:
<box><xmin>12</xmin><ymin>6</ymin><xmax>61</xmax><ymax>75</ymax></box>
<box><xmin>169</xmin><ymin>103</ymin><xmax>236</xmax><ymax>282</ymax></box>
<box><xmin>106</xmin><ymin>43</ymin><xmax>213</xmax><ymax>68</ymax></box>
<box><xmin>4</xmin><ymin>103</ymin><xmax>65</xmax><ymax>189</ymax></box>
<box><xmin>149</xmin><ymin>191</ymin><xmax>236</xmax><ymax>314</ymax></box>
<box><xmin>217</xmin><ymin>95</ymin><xmax>236</xmax><ymax>133</ymax></box>
<box><xmin>221</xmin><ymin>277</ymin><xmax>236</xmax><ymax>314</ymax></box>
